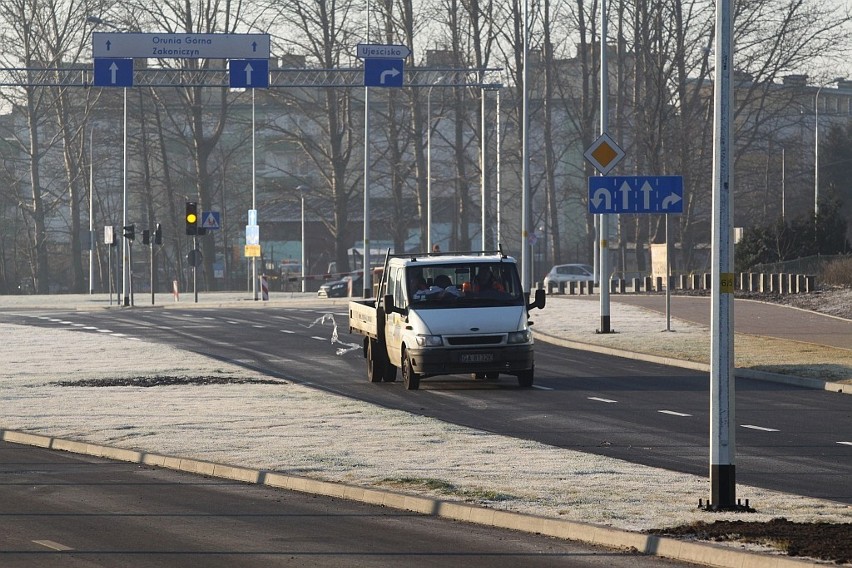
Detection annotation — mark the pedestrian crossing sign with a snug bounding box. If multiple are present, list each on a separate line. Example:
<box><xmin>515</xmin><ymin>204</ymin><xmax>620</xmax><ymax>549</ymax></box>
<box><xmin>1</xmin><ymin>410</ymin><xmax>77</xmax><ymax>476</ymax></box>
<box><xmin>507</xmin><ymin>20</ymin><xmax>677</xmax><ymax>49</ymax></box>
<box><xmin>201</xmin><ymin>211</ymin><xmax>221</xmax><ymax>230</ymax></box>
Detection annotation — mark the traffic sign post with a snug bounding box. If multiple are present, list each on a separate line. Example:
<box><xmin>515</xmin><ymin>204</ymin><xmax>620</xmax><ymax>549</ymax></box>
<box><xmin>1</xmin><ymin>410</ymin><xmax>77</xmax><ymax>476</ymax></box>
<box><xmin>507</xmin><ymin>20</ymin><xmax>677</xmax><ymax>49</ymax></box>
<box><xmin>588</xmin><ymin>175</ymin><xmax>684</xmax><ymax>214</ymax></box>
<box><xmin>364</xmin><ymin>59</ymin><xmax>404</xmax><ymax>88</ymax></box>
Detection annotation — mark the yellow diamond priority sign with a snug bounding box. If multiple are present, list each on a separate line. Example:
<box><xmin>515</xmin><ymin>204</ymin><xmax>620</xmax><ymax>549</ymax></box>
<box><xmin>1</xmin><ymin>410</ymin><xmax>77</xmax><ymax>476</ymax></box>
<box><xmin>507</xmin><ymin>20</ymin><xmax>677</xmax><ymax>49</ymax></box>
<box><xmin>584</xmin><ymin>133</ymin><xmax>625</xmax><ymax>175</ymax></box>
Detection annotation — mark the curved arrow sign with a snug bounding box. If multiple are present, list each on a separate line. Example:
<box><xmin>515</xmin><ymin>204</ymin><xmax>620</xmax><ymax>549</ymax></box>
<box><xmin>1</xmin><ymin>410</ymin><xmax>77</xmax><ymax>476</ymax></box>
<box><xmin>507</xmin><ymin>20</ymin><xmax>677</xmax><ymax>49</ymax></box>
<box><xmin>588</xmin><ymin>176</ymin><xmax>684</xmax><ymax>214</ymax></box>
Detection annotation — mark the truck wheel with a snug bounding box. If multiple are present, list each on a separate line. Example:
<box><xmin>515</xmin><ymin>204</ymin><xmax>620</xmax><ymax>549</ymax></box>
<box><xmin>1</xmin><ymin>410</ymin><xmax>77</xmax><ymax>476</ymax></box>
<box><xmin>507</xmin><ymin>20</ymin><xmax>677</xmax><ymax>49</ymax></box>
<box><xmin>366</xmin><ymin>339</ymin><xmax>384</xmax><ymax>383</ymax></box>
<box><xmin>471</xmin><ymin>372</ymin><xmax>486</xmax><ymax>381</ymax></box>
<box><xmin>402</xmin><ymin>351</ymin><xmax>420</xmax><ymax>390</ymax></box>
<box><xmin>517</xmin><ymin>367</ymin><xmax>534</xmax><ymax>388</ymax></box>
<box><xmin>382</xmin><ymin>362</ymin><xmax>397</xmax><ymax>382</ymax></box>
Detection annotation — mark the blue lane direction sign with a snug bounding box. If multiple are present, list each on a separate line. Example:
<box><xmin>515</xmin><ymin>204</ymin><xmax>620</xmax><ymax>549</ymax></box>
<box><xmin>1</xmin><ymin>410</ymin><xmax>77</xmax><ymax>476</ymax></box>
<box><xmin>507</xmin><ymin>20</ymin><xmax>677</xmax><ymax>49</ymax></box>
<box><xmin>589</xmin><ymin>175</ymin><xmax>684</xmax><ymax>214</ymax></box>
<box><xmin>356</xmin><ymin>43</ymin><xmax>411</xmax><ymax>60</ymax></box>
<box><xmin>93</xmin><ymin>58</ymin><xmax>133</xmax><ymax>87</ymax></box>
<box><xmin>93</xmin><ymin>32</ymin><xmax>270</xmax><ymax>59</ymax></box>
<box><xmin>364</xmin><ymin>59</ymin><xmax>404</xmax><ymax>87</ymax></box>
<box><xmin>229</xmin><ymin>59</ymin><xmax>269</xmax><ymax>88</ymax></box>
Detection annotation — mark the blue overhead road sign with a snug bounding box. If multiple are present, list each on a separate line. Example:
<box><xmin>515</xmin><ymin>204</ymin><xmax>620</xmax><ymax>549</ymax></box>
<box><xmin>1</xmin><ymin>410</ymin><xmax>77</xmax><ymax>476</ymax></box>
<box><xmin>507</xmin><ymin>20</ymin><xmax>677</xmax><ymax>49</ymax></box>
<box><xmin>364</xmin><ymin>59</ymin><xmax>404</xmax><ymax>87</ymax></box>
<box><xmin>93</xmin><ymin>58</ymin><xmax>133</xmax><ymax>87</ymax></box>
<box><xmin>589</xmin><ymin>175</ymin><xmax>684</xmax><ymax>214</ymax></box>
<box><xmin>229</xmin><ymin>59</ymin><xmax>269</xmax><ymax>88</ymax></box>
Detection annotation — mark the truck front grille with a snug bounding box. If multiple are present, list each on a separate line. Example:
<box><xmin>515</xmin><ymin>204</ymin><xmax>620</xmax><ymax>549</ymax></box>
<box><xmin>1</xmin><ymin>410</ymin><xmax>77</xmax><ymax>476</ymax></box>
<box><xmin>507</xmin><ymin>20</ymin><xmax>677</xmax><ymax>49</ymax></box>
<box><xmin>446</xmin><ymin>335</ymin><xmax>503</xmax><ymax>346</ymax></box>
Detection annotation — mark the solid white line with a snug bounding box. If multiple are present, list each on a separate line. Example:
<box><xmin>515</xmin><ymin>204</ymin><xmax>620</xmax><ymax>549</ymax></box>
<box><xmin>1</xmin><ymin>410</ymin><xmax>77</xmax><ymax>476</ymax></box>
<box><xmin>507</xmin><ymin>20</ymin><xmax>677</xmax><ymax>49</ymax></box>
<box><xmin>658</xmin><ymin>410</ymin><xmax>692</xmax><ymax>417</ymax></box>
<box><xmin>33</xmin><ymin>540</ymin><xmax>73</xmax><ymax>551</ymax></box>
<box><xmin>588</xmin><ymin>396</ymin><xmax>618</xmax><ymax>403</ymax></box>
<box><xmin>741</xmin><ymin>424</ymin><xmax>780</xmax><ymax>432</ymax></box>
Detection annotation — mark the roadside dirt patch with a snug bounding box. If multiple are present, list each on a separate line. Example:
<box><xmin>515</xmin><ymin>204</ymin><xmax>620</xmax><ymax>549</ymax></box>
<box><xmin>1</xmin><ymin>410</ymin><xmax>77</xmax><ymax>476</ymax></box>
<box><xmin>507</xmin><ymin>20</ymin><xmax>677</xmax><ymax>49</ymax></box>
<box><xmin>648</xmin><ymin>518</ymin><xmax>852</xmax><ymax>564</ymax></box>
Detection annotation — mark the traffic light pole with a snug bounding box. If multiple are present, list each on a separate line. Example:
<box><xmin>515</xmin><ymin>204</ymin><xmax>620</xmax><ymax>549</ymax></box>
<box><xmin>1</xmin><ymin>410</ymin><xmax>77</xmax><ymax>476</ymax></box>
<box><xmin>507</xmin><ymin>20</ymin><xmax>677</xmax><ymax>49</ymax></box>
<box><xmin>150</xmin><ymin>238</ymin><xmax>155</xmax><ymax>305</ymax></box>
<box><xmin>193</xmin><ymin>235</ymin><xmax>198</xmax><ymax>303</ymax></box>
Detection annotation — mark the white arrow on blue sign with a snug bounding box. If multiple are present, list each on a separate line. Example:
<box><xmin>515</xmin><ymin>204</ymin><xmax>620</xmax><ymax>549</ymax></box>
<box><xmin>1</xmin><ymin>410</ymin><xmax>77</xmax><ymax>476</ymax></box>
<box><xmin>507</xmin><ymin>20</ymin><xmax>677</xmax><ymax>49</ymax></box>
<box><xmin>364</xmin><ymin>59</ymin><xmax>404</xmax><ymax>87</ymax></box>
<box><xmin>93</xmin><ymin>58</ymin><xmax>133</xmax><ymax>87</ymax></box>
<box><xmin>229</xmin><ymin>59</ymin><xmax>269</xmax><ymax>88</ymax></box>
<box><xmin>588</xmin><ymin>175</ymin><xmax>684</xmax><ymax>214</ymax></box>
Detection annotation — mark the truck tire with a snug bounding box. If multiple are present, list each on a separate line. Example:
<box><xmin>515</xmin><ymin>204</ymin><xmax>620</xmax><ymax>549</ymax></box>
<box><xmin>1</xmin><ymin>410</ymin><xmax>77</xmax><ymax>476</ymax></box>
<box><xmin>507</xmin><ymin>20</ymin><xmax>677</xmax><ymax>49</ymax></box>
<box><xmin>382</xmin><ymin>362</ymin><xmax>397</xmax><ymax>382</ymax></box>
<box><xmin>366</xmin><ymin>339</ymin><xmax>385</xmax><ymax>383</ymax></box>
<box><xmin>517</xmin><ymin>367</ymin><xmax>534</xmax><ymax>388</ymax></box>
<box><xmin>402</xmin><ymin>350</ymin><xmax>420</xmax><ymax>390</ymax></box>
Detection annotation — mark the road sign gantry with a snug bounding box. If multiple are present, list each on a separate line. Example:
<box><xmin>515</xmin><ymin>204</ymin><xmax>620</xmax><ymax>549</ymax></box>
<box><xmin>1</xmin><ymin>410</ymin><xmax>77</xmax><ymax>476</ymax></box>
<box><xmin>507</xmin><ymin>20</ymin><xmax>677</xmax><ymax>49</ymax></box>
<box><xmin>0</xmin><ymin>66</ymin><xmax>501</xmax><ymax>89</ymax></box>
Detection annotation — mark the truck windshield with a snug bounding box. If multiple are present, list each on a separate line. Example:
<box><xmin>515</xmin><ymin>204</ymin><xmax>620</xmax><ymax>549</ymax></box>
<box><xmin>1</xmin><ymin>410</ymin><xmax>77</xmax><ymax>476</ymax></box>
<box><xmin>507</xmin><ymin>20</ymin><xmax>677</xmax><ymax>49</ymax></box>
<box><xmin>406</xmin><ymin>262</ymin><xmax>523</xmax><ymax>307</ymax></box>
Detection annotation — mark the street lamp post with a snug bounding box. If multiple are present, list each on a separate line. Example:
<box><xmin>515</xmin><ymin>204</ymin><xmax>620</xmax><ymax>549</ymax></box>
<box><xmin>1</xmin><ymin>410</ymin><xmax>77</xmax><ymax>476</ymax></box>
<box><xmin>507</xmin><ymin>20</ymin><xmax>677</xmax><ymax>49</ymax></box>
<box><xmin>89</xmin><ymin>125</ymin><xmax>95</xmax><ymax>294</ymax></box>
<box><xmin>298</xmin><ymin>185</ymin><xmax>307</xmax><ymax>293</ymax></box>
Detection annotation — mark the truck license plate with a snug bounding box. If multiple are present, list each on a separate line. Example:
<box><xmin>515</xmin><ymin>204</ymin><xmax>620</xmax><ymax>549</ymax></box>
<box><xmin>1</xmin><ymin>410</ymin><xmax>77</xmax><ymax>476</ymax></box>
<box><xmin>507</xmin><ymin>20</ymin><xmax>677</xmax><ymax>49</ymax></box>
<box><xmin>461</xmin><ymin>353</ymin><xmax>494</xmax><ymax>363</ymax></box>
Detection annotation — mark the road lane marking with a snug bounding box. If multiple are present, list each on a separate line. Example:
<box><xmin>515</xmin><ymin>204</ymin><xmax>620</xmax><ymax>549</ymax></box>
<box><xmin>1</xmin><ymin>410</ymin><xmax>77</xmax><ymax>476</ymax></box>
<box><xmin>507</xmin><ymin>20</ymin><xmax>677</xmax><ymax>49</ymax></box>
<box><xmin>532</xmin><ymin>385</ymin><xmax>553</xmax><ymax>390</ymax></box>
<box><xmin>96</xmin><ymin>329</ymin><xmax>112</xmax><ymax>333</ymax></box>
<box><xmin>589</xmin><ymin>397</ymin><xmax>618</xmax><ymax>403</ymax></box>
<box><xmin>741</xmin><ymin>424</ymin><xmax>779</xmax><ymax>432</ymax></box>
<box><xmin>838</xmin><ymin>441</ymin><xmax>852</xmax><ymax>446</ymax></box>
<box><xmin>311</xmin><ymin>336</ymin><xmax>326</xmax><ymax>341</ymax></box>
<box><xmin>33</xmin><ymin>540</ymin><xmax>73</xmax><ymax>551</ymax></box>
<box><xmin>658</xmin><ymin>410</ymin><xmax>692</xmax><ymax>417</ymax></box>
<box><xmin>280</xmin><ymin>330</ymin><xmax>295</xmax><ymax>334</ymax></box>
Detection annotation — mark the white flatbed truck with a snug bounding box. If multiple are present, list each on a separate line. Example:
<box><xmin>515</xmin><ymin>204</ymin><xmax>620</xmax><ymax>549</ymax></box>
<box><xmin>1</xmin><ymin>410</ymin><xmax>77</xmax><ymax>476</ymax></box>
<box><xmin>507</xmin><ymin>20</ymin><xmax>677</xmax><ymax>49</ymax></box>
<box><xmin>348</xmin><ymin>250</ymin><xmax>546</xmax><ymax>390</ymax></box>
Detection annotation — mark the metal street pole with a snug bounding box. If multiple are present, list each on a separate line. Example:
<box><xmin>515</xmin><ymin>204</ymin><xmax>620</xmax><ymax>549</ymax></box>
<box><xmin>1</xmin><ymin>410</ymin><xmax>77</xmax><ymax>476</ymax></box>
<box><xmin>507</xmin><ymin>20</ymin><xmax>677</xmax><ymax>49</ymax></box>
<box><xmin>122</xmin><ymin>86</ymin><xmax>129</xmax><ymax>306</ymax></box>
<box><xmin>480</xmin><ymin>86</ymin><xmax>486</xmax><ymax>249</ymax></box>
<box><xmin>521</xmin><ymin>0</ymin><xmax>531</xmax><ymax>292</ymax></box>
<box><xmin>598</xmin><ymin>0</ymin><xmax>612</xmax><ymax>333</ymax></box>
<box><xmin>709</xmin><ymin>0</ymin><xmax>738</xmax><ymax>510</ymax></box>
<box><xmin>89</xmin><ymin>125</ymin><xmax>95</xmax><ymax>294</ymax></box>
<box><xmin>252</xmin><ymin>89</ymin><xmax>258</xmax><ymax>300</ymax></box>
<box><xmin>496</xmin><ymin>88</ymin><xmax>502</xmax><ymax>246</ymax></box>
<box><xmin>362</xmin><ymin>0</ymin><xmax>372</xmax><ymax>297</ymax></box>
<box><xmin>815</xmin><ymin>84</ymin><xmax>823</xmax><ymax>218</ymax></box>
<box><xmin>299</xmin><ymin>186</ymin><xmax>307</xmax><ymax>293</ymax></box>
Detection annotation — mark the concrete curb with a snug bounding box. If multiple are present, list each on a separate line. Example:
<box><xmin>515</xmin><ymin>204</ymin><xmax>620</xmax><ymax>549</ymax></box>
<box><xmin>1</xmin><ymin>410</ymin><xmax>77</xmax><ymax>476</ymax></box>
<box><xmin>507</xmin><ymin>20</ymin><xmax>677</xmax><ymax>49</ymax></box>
<box><xmin>533</xmin><ymin>331</ymin><xmax>852</xmax><ymax>395</ymax></box>
<box><xmin>0</xmin><ymin>428</ymin><xmax>824</xmax><ymax>568</ymax></box>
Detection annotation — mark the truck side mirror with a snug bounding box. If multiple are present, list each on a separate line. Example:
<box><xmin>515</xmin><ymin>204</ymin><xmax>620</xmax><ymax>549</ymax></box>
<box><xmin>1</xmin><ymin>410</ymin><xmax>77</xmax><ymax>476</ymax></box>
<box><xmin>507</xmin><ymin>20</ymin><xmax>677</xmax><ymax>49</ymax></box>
<box><xmin>527</xmin><ymin>288</ymin><xmax>546</xmax><ymax>311</ymax></box>
<box><xmin>383</xmin><ymin>294</ymin><xmax>395</xmax><ymax>313</ymax></box>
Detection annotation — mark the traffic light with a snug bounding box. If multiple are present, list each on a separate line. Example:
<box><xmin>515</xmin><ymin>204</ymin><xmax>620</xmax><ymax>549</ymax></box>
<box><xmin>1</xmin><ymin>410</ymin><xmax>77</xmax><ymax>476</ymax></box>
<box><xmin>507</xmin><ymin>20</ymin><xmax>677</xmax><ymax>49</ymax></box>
<box><xmin>142</xmin><ymin>230</ymin><xmax>150</xmax><ymax>245</ymax></box>
<box><xmin>185</xmin><ymin>202</ymin><xmax>198</xmax><ymax>235</ymax></box>
<box><xmin>154</xmin><ymin>223</ymin><xmax>162</xmax><ymax>245</ymax></box>
<box><xmin>123</xmin><ymin>224</ymin><xmax>135</xmax><ymax>241</ymax></box>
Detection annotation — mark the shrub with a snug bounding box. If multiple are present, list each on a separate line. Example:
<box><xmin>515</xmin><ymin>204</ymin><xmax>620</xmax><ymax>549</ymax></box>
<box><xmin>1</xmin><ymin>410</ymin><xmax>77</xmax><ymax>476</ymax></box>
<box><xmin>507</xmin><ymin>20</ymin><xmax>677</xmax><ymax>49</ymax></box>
<box><xmin>821</xmin><ymin>257</ymin><xmax>852</xmax><ymax>287</ymax></box>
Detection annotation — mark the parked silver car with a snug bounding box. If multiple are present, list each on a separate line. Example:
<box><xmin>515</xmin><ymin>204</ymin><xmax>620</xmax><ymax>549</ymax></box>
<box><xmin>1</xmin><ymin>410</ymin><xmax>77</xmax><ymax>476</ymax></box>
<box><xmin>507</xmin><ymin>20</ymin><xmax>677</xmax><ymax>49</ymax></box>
<box><xmin>542</xmin><ymin>263</ymin><xmax>594</xmax><ymax>290</ymax></box>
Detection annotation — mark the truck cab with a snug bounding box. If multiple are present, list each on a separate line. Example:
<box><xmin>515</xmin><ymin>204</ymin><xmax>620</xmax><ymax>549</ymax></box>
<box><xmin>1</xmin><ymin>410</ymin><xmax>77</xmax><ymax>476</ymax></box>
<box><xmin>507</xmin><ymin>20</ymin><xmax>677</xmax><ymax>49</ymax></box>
<box><xmin>349</xmin><ymin>250</ymin><xmax>545</xmax><ymax>390</ymax></box>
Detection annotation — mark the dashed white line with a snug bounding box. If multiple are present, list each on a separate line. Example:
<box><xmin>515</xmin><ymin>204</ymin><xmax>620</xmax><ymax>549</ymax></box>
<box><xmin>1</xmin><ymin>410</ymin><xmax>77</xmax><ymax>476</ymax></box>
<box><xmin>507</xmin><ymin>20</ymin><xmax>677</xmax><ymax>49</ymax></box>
<box><xmin>837</xmin><ymin>441</ymin><xmax>852</xmax><ymax>446</ymax></box>
<box><xmin>658</xmin><ymin>410</ymin><xmax>692</xmax><ymax>417</ymax></box>
<box><xmin>741</xmin><ymin>424</ymin><xmax>780</xmax><ymax>432</ymax></box>
<box><xmin>83</xmin><ymin>326</ymin><xmax>98</xmax><ymax>330</ymax></box>
<box><xmin>280</xmin><ymin>330</ymin><xmax>295</xmax><ymax>334</ymax></box>
<box><xmin>311</xmin><ymin>336</ymin><xmax>326</xmax><ymax>341</ymax></box>
<box><xmin>33</xmin><ymin>540</ymin><xmax>73</xmax><ymax>551</ymax></box>
<box><xmin>589</xmin><ymin>396</ymin><xmax>618</xmax><ymax>403</ymax></box>
<box><xmin>532</xmin><ymin>384</ymin><xmax>553</xmax><ymax>391</ymax></box>
<box><xmin>96</xmin><ymin>329</ymin><xmax>112</xmax><ymax>333</ymax></box>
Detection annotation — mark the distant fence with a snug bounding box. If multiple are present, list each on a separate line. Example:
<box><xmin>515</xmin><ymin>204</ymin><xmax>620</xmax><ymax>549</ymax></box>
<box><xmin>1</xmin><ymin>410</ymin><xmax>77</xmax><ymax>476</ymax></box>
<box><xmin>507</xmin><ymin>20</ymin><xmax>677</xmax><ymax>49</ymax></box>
<box><xmin>544</xmin><ymin>272</ymin><xmax>817</xmax><ymax>296</ymax></box>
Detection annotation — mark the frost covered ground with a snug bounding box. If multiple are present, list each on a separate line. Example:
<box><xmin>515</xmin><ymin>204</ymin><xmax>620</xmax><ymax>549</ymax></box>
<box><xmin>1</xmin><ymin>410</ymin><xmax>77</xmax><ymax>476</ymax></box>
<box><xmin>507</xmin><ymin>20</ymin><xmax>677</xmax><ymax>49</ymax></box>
<box><xmin>0</xmin><ymin>295</ymin><xmax>849</xmax><ymax>536</ymax></box>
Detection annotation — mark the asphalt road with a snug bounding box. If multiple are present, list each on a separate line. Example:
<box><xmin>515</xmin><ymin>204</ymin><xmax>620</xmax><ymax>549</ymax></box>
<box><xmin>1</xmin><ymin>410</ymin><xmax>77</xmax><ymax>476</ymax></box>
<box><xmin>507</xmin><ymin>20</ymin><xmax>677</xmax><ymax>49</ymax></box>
<box><xmin>1</xmin><ymin>305</ymin><xmax>849</xmax><ymax>504</ymax></box>
<box><xmin>0</xmin><ymin>440</ymin><xmax>691</xmax><ymax>568</ymax></box>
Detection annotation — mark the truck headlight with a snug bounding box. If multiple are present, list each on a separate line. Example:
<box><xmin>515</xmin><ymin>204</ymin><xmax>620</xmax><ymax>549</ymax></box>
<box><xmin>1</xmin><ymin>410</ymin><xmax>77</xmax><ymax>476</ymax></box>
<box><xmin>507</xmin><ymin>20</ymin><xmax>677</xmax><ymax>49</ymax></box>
<box><xmin>415</xmin><ymin>334</ymin><xmax>443</xmax><ymax>347</ymax></box>
<box><xmin>507</xmin><ymin>330</ymin><xmax>531</xmax><ymax>344</ymax></box>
